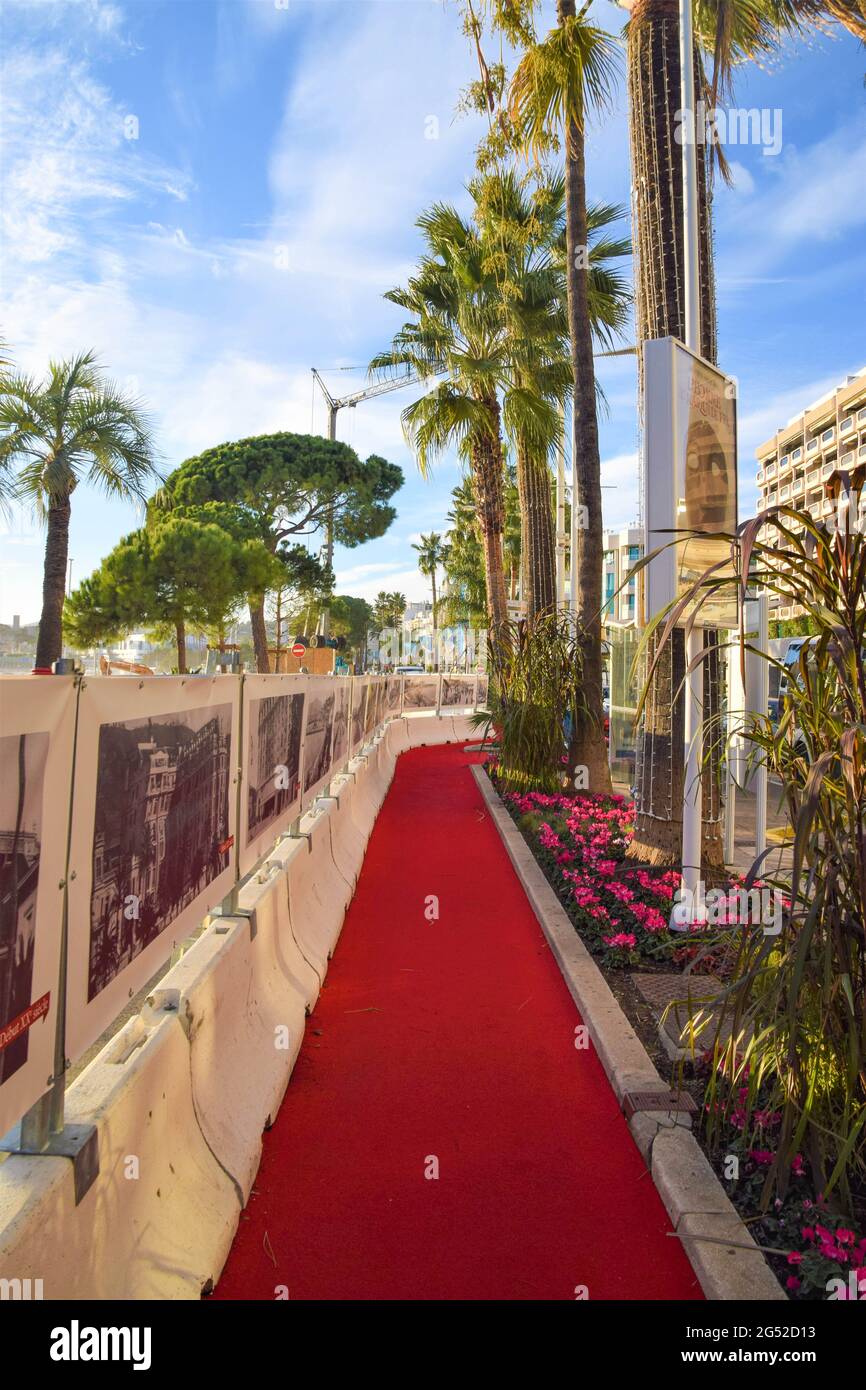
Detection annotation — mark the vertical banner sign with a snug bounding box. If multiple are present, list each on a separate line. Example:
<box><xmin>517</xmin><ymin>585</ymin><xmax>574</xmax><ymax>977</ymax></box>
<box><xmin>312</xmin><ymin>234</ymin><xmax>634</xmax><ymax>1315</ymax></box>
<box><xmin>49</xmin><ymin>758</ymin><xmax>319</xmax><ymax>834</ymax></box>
<box><xmin>384</xmin><ymin>675</ymin><xmax>403</xmax><ymax>718</ymax></box>
<box><xmin>65</xmin><ymin>676</ymin><xmax>240</xmax><ymax>1064</ymax></box>
<box><xmin>240</xmin><ymin>674</ymin><xmax>306</xmax><ymax>876</ymax></box>
<box><xmin>440</xmin><ymin>675</ymin><xmax>477</xmax><ymax>711</ymax></box>
<box><xmin>363</xmin><ymin>676</ymin><xmax>380</xmax><ymax>739</ymax></box>
<box><xmin>644</xmin><ymin>336</ymin><xmax>738</xmax><ymax>628</ymax></box>
<box><xmin>329</xmin><ymin>678</ymin><xmax>351</xmax><ymax>775</ymax></box>
<box><xmin>0</xmin><ymin>677</ymin><xmax>75</xmax><ymax>1139</ymax></box>
<box><xmin>371</xmin><ymin>676</ymin><xmax>387</xmax><ymax>733</ymax></box>
<box><xmin>300</xmin><ymin>675</ymin><xmax>339</xmax><ymax>811</ymax></box>
<box><xmin>350</xmin><ymin>676</ymin><xmax>370</xmax><ymax>757</ymax></box>
<box><xmin>402</xmin><ymin>674</ymin><xmax>440</xmax><ymax>715</ymax></box>
<box><xmin>476</xmin><ymin>674</ymin><xmax>489</xmax><ymax>708</ymax></box>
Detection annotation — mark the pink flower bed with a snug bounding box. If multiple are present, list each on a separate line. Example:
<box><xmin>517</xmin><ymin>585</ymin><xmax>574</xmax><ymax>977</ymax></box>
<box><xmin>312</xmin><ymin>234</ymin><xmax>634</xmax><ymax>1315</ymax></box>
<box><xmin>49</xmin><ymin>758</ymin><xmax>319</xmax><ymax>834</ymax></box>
<box><xmin>503</xmin><ymin>788</ymin><xmax>680</xmax><ymax>965</ymax></box>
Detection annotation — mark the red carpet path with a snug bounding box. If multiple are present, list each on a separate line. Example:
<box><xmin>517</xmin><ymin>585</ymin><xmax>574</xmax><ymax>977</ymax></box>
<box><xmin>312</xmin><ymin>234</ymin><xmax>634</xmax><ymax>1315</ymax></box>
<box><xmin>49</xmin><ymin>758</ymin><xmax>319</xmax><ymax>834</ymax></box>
<box><xmin>213</xmin><ymin>744</ymin><xmax>702</xmax><ymax>1301</ymax></box>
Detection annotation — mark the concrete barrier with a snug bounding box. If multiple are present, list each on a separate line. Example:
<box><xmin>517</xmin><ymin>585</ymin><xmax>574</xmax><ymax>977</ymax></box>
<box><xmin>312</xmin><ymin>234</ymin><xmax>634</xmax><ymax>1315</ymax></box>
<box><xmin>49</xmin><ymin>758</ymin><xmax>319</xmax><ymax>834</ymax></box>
<box><xmin>146</xmin><ymin>881</ymin><xmax>312</xmax><ymax>1204</ymax></box>
<box><xmin>0</xmin><ymin>1011</ymin><xmax>240</xmax><ymax>1300</ymax></box>
<box><xmin>284</xmin><ymin>802</ymin><xmax>351</xmax><ymax>977</ymax></box>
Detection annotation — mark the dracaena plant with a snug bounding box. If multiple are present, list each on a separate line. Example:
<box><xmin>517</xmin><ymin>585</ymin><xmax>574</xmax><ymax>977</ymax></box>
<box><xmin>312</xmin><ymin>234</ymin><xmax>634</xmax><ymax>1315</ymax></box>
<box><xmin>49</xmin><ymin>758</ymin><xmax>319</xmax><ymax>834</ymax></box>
<box><xmin>637</xmin><ymin>497</ymin><xmax>866</xmax><ymax>1211</ymax></box>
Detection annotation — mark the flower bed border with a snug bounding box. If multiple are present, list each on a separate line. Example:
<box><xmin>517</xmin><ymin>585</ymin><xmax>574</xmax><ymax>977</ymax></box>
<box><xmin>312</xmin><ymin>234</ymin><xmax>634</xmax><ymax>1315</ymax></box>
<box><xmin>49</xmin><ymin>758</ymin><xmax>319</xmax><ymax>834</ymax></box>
<box><xmin>472</xmin><ymin>763</ymin><xmax>786</xmax><ymax>1303</ymax></box>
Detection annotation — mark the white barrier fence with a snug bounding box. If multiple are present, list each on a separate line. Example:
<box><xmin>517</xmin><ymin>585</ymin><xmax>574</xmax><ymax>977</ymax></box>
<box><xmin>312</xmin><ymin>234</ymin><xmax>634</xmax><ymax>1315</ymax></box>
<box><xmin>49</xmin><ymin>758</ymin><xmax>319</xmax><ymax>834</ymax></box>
<box><xmin>0</xmin><ymin>708</ymin><xmax>477</xmax><ymax>1298</ymax></box>
<box><xmin>0</xmin><ymin>671</ymin><xmax>488</xmax><ymax>1147</ymax></box>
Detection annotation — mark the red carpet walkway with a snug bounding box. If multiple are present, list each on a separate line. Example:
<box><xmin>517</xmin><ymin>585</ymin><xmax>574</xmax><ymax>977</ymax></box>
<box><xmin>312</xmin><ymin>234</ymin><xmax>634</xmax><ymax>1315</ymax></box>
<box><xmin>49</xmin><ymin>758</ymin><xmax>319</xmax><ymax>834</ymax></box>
<box><xmin>213</xmin><ymin>744</ymin><xmax>702</xmax><ymax>1301</ymax></box>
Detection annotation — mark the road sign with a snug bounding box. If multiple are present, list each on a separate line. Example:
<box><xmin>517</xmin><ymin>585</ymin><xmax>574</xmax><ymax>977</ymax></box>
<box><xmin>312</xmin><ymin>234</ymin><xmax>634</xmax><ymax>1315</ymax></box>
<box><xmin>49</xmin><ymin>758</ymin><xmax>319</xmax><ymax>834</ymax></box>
<box><xmin>291</xmin><ymin>642</ymin><xmax>306</xmax><ymax>658</ymax></box>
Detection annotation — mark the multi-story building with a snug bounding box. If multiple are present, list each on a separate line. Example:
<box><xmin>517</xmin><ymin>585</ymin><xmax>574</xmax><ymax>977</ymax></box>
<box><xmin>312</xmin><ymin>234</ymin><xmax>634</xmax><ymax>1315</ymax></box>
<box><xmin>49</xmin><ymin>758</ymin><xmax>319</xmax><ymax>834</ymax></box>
<box><xmin>755</xmin><ymin>365</ymin><xmax>866</xmax><ymax>621</ymax></box>
<box><xmin>602</xmin><ymin>525</ymin><xmax>643</xmax><ymax>625</ymax></box>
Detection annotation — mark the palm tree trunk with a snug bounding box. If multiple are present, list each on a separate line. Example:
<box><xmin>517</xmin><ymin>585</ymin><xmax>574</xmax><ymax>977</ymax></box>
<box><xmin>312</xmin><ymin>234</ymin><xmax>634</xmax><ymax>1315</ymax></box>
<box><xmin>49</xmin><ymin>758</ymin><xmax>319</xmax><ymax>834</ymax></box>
<box><xmin>175</xmin><ymin>619</ymin><xmax>187</xmax><ymax>674</ymax></box>
<box><xmin>518</xmin><ymin>439</ymin><xmax>556</xmax><ymax>620</ymax></box>
<box><xmin>249</xmin><ymin>596</ymin><xmax>270</xmax><ymax>673</ymax></box>
<box><xmin>35</xmin><ymin>496</ymin><xmax>71</xmax><ymax>669</ymax></box>
<box><xmin>558</xmin><ymin>10</ymin><xmax>612</xmax><ymax>794</ymax></box>
<box><xmin>627</xmin><ymin>0</ymin><xmax>723</xmax><ymax>870</ymax></box>
<box><xmin>471</xmin><ymin>417</ymin><xmax>508</xmax><ymax>630</ymax></box>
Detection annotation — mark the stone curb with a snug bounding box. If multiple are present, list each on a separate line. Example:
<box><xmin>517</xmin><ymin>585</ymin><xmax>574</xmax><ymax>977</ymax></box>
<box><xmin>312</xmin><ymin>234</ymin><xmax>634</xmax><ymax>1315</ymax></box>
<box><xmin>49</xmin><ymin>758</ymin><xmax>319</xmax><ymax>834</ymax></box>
<box><xmin>472</xmin><ymin>765</ymin><xmax>787</xmax><ymax>1303</ymax></box>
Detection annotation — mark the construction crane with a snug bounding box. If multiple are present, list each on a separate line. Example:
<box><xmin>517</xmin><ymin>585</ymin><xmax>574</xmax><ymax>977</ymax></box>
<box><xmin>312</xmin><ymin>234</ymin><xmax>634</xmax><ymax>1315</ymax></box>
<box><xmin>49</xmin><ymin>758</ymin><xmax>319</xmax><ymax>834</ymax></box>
<box><xmin>310</xmin><ymin>365</ymin><xmax>434</xmax><ymax>635</ymax></box>
<box><xmin>310</xmin><ymin>366</ymin><xmax>428</xmax><ymax>442</ymax></box>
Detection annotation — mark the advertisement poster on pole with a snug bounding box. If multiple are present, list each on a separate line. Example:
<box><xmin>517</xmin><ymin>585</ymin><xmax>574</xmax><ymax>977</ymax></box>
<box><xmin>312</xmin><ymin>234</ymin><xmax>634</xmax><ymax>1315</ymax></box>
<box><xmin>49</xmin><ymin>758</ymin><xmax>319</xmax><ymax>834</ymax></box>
<box><xmin>0</xmin><ymin>677</ymin><xmax>76</xmax><ymax>1139</ymax></box>
<box><xmin>66</xmin><ymin>676</ymin><xmax>240</xmax><ymax>1064</ymax></box>
<box><xmin>644</xmin><ymin>336</ymin><xmax>738</xmax><ymax>629</ymax></box>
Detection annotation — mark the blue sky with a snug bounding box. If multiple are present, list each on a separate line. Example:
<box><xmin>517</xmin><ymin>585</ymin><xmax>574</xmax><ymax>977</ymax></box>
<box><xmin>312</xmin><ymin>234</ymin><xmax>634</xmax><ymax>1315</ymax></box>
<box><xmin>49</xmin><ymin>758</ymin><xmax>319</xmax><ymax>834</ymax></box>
<box><xmin>1</xmin><ymin>0</ymin><xmax>864</xmax><ymax>624</ymax></box>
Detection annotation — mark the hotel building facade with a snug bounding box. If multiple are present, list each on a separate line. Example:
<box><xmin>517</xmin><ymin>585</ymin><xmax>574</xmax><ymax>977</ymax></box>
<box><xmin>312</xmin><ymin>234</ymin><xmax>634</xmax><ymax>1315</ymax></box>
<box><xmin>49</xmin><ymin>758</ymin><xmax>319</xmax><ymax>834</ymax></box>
<box><xmin>755</xmin><ymin>366</ymin><xmax>866</xmax><ymax>621</ymax></box>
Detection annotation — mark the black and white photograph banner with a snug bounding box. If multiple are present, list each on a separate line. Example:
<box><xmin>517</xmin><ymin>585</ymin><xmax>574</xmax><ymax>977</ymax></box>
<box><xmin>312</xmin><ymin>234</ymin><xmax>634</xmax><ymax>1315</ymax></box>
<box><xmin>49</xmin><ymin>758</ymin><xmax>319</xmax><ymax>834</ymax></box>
<box><xmin>402</xmin><ymin>674</ymin><xmax>440</xmax><ymax>714</ymax></box>
<box><xmin>0</xmin><ymin>677</ymin><xmax>76</xmax><ymax>1140</ymax></box>
<box><xmin>350</xmin><ymin>676</ymin><xmax>370</xmax><ymax>757</ymax></box>
<box><xmin>440</xmin><ymin>675</ymin><xmax>477</xmax><ymax>710</ymax></box>
<box><xmin>301</xmin><ymin>676</ymin><xmax>338</xmax><ymax>810</ymax></box>
<box><xmin>329</xmin><ymin>678</ymin><xmax>351</xmax><ymax>775</ymax></box>
<box><xmin>66</xmin><ymin>676</ymin><xmax>240</xmax><ymax>1064</ymax></box>
<box><xmin>384</xmin><ymin>675</ymin><xmax>403</xmax><ymax>716</ymax></box>
<box><xmin>240</xmin><ymin>674</ymin><xmax>306</xmax><ymax>877</ymax></box>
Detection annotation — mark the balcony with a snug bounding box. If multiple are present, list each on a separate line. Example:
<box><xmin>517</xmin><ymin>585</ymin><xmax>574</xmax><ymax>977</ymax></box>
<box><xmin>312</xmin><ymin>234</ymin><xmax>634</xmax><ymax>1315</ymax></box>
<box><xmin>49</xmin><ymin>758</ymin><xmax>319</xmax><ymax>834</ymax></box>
<box><xmin>765</xmin><ymin>462</ymin><xmax>777</xmax><ymax>480</ymax></box>
<box><xmin>859</xmin><ymin>443</ymin><xmax>866</xmax><ymax>462</ymax></box>
<box><xmin>821</xmin><ymin>427</ymin><xmax>835</xmax><ymax>446</ymax></box>
<box><xmin>822</xmin><ymin>497</ymin><xmax>835</xmax><ymax>516</ymax></box>
<box><xmin>767</xmin><ymin>491</ymin><xmax>778</xmax><ymax>506</ymax></box>
<box><xmin>807</xmin><ymin>467</ymin><xmax>820</xmax><ymax>487</ymax></box>
<box><xmin>779</xmin><ymin>454</ymin><xmax>791</xmax><ymax>473</ymax></box>
<box><xmin>858</xmin><ymin>406</ymin><xmax>866</xmax><ymax>424</ymax></box>
<box><xmin>822</xmin><ymin>460</ymin><xmax>835</xmax><ymax>481</ymax></box>
<box><xmin>791</xmin><ymin>447</ymin><xmax>803</xmax><ymax>463</ymax></box>
<box><xmin>841</xmin><ymin>417</ymin><xmax>854</xmax><ymax>436</ymax></box>
<box><xmin>806</xmin><ymin>438</ymin><xmax>819</xmax><ymax>455</ymax></box>
<box><xmin>792</xmin><ymin>477</ymin><xmax>805</xmax><ymax>496</ymax></box>
<box><xmin>779</xmin><ymin>484</ymin><xmax>791</xmax><ymax>502</ymax></box>
<box><xmin>841</xmin><ymin>451</ymin><xmax>855</xmax><ymax>470</ymax></box>
<box><xmin>756</xmin><ymin>468</ymin><xmax>765</xmax><ymax>485</ymax></box>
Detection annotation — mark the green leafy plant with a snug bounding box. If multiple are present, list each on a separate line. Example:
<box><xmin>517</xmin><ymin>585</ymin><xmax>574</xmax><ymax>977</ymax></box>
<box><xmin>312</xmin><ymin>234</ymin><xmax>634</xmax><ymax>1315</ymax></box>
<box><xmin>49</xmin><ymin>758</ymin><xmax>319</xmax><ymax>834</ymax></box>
<box><xmin>644</xmin><ymin>499</ymin><xmax>866</xmax><ymax>1214</ymax></box>
<box><xmin>482</xmin><ymin>610</ymin><xmax>589</xmax><ymax>793</ymax></box>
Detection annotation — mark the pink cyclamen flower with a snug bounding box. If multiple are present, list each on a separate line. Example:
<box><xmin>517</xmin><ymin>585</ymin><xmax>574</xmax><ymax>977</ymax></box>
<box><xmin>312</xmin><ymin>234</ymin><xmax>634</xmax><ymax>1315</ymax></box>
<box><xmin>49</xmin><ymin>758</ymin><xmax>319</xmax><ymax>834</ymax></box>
<box><xmin>603</xmin><ymin>932</ymin><xmax>637</xmax><ymax>949</ymax></box>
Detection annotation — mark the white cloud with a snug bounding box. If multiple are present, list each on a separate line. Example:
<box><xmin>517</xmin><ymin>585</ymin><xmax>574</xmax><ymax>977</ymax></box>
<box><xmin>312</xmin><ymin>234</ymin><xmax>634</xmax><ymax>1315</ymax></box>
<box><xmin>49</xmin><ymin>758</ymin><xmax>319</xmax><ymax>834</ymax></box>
<box><xmin>726</xmin><ymin>161</ymin><xmax>755</xmax><ymax>195</ymax></box>
<box><xmin>600</xmin><ymin>451</ymin><xmax>640</xmax><ymax>531</ymax></box>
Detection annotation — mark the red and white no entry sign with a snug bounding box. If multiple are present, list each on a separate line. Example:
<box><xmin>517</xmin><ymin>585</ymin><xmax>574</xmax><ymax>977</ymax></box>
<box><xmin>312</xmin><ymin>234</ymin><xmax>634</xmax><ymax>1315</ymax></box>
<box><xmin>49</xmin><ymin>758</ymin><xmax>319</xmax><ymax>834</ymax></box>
<box><xmin>292</xmin><ymin>642</ymin><xmax>306</xmax><ymax>657</ymax></box>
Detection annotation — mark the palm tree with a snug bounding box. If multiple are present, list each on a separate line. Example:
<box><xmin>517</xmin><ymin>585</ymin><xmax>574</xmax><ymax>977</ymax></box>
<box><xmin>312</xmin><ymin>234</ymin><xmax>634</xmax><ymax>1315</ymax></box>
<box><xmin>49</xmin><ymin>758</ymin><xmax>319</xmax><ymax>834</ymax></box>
<box><xmin>372</xmin><ymin>591</ymin><xmax>406</xmax><ymax>628</ymax></box>
<box><xmin>509</xmin><ymin>0</ymin><xmax>621</xmax><ymax>793</ymax></box>
<box><xmin>412</xmin><ymin>533</ymin><xmax>447</xmax><ymax>629</ymax></box>
<box><xmin>0</xmin><ymin>351</ymin><xmax>156</xmax><ymax>669</ymax></box>
<box><xmin>371</xmin><ymin>208</ymin><xmax>510</xmax><ymax>630</ymax></box>
<box><xmin>442</xmin><ymin>476</ymin><xmax>493</xmax><ymax>627</ymax></box>
<box><xmin>473</xmin><ymin>168</ymin><xmax>631</xmax><ymax>620</ymax></box>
